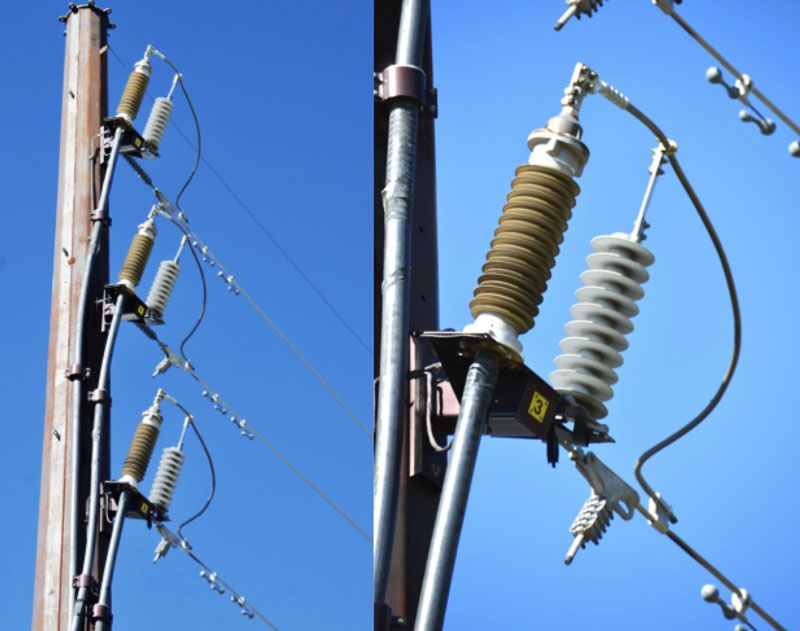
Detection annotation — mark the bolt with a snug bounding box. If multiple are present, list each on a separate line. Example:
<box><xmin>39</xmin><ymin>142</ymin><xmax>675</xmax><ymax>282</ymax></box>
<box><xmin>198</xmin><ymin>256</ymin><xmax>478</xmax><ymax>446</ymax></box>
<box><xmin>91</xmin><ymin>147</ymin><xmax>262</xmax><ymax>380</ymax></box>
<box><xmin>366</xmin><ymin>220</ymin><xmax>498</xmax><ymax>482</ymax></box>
<box><xmin>431</xmin><ymin>464</ymin><xmax>442</xmax><ymax>477</ymax></box>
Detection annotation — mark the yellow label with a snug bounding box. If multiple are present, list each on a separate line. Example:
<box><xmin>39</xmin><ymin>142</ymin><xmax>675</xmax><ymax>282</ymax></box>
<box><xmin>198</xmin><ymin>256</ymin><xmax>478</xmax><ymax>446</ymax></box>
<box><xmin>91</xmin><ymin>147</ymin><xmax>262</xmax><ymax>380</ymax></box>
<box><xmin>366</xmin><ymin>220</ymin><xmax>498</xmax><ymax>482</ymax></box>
<box><xmin>137</xmin><ymin>305</ymin><xmax>146</xmax><ymax>316</ymax></box>
<box><xmin>528</xmin><ymin>391</ymin><xmax>549</xmax><ymax>423</ymax></box>
<box><xmin>140</xmin><ymin>502</ymin><xmax>149</xmax><ymax>515</ymax></box>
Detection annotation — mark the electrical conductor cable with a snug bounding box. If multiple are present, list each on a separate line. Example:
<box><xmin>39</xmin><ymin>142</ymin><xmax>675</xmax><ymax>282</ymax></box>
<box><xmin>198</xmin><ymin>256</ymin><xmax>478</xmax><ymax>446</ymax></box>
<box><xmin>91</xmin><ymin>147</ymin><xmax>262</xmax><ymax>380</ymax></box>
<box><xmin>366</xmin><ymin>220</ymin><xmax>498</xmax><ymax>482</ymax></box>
<box><xmin>136</xmin><ymin>321</ymin><xmax>371</xmax><ymax>542</ymax></box>
<box><xmin>621</xmin><ymin>104</ymin><xmax>742</xmax><ymax>515</ymax></box>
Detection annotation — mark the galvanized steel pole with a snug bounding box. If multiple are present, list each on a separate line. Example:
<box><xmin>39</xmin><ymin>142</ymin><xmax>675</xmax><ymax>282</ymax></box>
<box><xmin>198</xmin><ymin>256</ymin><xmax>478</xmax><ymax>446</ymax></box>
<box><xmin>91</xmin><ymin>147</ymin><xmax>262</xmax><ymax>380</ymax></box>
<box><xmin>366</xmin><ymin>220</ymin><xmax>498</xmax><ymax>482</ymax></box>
<box><xmin>33</xmin><ymin>5</ymin><xmax>111</xmax><ymax>630</ymax></box>
<box><xmin>374</xmin><ymin>0</ymin><xmax>430</xmax><ymax>604</ymax></box>
<box><xmin>414</xmin><ymin>350</ymin><xmax>500</xmax><ymax>631</ymax></box>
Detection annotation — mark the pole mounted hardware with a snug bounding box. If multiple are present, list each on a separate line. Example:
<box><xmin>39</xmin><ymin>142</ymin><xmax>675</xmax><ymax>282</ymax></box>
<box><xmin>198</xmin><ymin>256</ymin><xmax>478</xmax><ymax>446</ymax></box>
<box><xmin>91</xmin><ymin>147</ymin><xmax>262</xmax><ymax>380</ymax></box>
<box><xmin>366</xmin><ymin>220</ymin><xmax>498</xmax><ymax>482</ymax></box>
<box><xmin>58</xmin><ymin>2</ymin><xmax>116</xmax><ymax>29</ymax></box>
<box><xmin>374</xmin><ymin>65</ymin><xmax>438</xmax><ymax>118</ymax></box>
<box><xmin>419</xmin><ymin>331</ymin><xmax>613</xmax><ymax>448</ymax></box>
<box><xmin>706</xmin><ymin>67</ymin><xmax>776</xmax><ymax>136</ymax></box>
<box><xmin>701</xmin><ymin>584</ymin><xmax>756</xmax><ymax>630</ymax></box>
<box><xmin>555</xmin><ymin>429</ymin><xmax>639</xmax><ymax>564</ymax></box>
<box><xmin>554</xmin><ymin>0</ymin><xmax>609</xmax><ymax>31</ymax></box>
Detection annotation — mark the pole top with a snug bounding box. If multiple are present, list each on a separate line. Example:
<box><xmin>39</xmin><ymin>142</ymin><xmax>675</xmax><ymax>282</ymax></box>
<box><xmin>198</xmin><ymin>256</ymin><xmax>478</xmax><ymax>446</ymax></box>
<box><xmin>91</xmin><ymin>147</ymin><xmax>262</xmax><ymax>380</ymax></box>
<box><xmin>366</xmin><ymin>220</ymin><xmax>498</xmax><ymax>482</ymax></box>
<box><xmin>58</xmin><ymin>2</ymin><xmax>115</xmax><ymax>29</ymax></box>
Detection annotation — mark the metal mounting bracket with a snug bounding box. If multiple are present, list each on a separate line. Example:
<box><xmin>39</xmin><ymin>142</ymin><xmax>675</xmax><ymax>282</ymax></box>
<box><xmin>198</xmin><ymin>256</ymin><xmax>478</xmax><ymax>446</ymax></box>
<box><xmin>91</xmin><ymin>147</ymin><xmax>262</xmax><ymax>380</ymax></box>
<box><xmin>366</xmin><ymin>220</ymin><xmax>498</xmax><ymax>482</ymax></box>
<box><xmin>90</xmin><ymin>603</ymin><xmax>112</xmax><ymax>624</ymax></box>
<box><xmin>103</xmin><ymin>480</ymin><xmax>163</xmax><ymax>526</ymax></box>
<box><xmin>104</xmin><ymin>283</ymin><xmax>149</xmax><ymax>323</ymax></box>
<box><xmin>557</xmin><ymin>429</ymin><xmax>640</xmax><ymax>564</ymax></box>
<box><xmin>72</xmin><ymin>573</ymin><xmax>99</xmax><ymax>593</ymax></box>
<box><xmin>58</xmin><ymin>2</ymin><xmax>116</xmax><ymax>29</ymax></box>
<box><xmin>375</xmin><ymin>64</ymin><xmax>437</xmax><ymax>117</ymax></box>
<box><xmin>102</xmin><ymin>116</ymin><xmax>158</xmax><ymax>159</ymax></box>
<box><xmin>65</xmin><ymin>363</ymin><xmax>91</xmax><ymax>381</ymax></box>
<box><xmin>419</xmin><ymin>331</ymin><xmax>613</xmax><ymax>448</ymax></box>
<box><xmin>88</xmin><ymin>388</ymin><xmax>110</xmax><ymax>405</ymax></box>
<box><xmin>570</xmin><ymin>448</ymin><xmax>639</xmax><ymax>520</ymax></box>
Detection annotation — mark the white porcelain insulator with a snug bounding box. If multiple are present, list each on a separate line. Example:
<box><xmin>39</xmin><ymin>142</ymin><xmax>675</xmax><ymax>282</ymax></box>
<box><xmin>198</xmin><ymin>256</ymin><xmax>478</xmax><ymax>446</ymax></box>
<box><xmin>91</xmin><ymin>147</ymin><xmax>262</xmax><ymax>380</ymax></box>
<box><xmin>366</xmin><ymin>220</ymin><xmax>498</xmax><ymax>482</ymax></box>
<box><xmin>550</xmin><ymin>232</ymin><xmax>654</xmax><ymax>420</ymax></box>
<box><xmin>146</xmin><ymin>260</ymin><xmax>180</xmax><ymax>320</ymax></box>
<box><xmin>149</xmin><ymin>447</ymin><xmax>185</xmax><ymax>515</ymax></box>
<box><xmin>143</xmin><ymin>97</ymin><xmax>174</xmax><ymax>150</ymax></box>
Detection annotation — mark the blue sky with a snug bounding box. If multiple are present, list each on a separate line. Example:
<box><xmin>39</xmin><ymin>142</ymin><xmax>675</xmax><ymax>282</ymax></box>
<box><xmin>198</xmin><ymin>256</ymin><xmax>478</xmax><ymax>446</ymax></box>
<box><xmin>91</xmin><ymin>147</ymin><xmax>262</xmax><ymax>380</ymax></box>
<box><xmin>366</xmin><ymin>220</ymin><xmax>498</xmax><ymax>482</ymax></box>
<box><xmin>0</xmin><ymin>2</ymin><xmax>371</xmax><ymax>629</ymax></box>
<box><xmin>433</xmin><ymin>1</ymin><xmax>798</xmax><ymax>629</ymax></box>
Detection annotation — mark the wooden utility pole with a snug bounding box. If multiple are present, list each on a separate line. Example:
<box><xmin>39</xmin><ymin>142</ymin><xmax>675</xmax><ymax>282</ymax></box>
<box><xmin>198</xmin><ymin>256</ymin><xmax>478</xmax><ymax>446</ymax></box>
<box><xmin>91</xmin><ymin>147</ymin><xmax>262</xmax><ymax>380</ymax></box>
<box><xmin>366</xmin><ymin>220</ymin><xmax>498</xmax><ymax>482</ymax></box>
<box><xmin>33</xmin><ymin>4</ymin><xmax>112</xmax><ymax>630</ymax></box>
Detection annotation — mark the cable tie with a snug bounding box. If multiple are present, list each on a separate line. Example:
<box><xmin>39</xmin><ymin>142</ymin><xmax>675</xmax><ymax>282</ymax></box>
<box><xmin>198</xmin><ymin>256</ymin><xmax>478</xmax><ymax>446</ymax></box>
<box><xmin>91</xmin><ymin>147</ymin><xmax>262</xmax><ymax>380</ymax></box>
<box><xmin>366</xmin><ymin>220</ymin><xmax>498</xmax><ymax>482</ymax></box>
<box><xmin>659</xmin><ymin>139</ymin><xmax>679</xmax><ymax>156</ymax></box>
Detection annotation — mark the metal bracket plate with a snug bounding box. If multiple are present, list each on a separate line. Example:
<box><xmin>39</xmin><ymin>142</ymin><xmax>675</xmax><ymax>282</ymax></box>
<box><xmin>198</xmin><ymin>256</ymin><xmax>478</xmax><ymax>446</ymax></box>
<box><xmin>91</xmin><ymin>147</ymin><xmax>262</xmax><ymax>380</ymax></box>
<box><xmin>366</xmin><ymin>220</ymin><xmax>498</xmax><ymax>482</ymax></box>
<box><xmin>102</xmin><ymin>116</ymin><xmax>157</xmax><ymax>158</ymax></box>
<box><xmin>419</xmin><ymin>331</ymin><xmax>559</xmax><ymax>440</ymax></box>
<box><xmin>104</xmin><ymin>283</ymin><xmax>148</xmax><ymax>323</ymax></box>
<box><xmin>103</xmin><ymin>480</ymin><xmax>163</xmax><ymax>525</ymax></box>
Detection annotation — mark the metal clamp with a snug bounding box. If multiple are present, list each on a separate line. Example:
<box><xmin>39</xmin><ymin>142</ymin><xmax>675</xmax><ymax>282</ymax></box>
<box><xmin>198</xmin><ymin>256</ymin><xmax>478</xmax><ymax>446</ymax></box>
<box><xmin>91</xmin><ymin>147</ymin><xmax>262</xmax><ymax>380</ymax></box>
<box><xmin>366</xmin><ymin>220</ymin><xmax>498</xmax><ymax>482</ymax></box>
<box><xmin>701</xmin><ymin>584</ymin><xmax>753</xmax><ymax>628</ymax></box>
<box><xmin>90</xmin><ymin>208</ymin><xmax>112</xmax><ymax>225</ymax></box>
<box><xmin>706</xmin><ymin>67</ymin><xmax>776</xmax><ymax>136</ymax></box>
<box><xmin>58</xmin><ymin>2</ymin><xmax>116</xmax><ymax>28</ymax></box>
<box><xmin>571</xmin><ymin>449</ymin><xmax>639</xmax><ymax>519</ymax></box>
<box><xmin>66</xmin><ymin>363</ymin><xmax>90</xmax><ymax>381</ymax></box>
<box><xmin>374</xmin><ymin>64</ymin><xmax>437</xmax><ymax>116</ymax></box>
<box><xmin>88</xmin><ymin>388</ymin><xmax>110</xmax><ymax>405</ymax></box>
<box><xmin>72</xmin><ymin>574</ymin><xmax>98</xmax><ymax>592</ymax></box>
<box><xmin>91</xmin><ymin>603</ymin><xmax>112</xmax><ymax>623</ymax></box>
<box><xmin>153</xmin><ymin>523</ymin><xmax>181</xmax><ymax>563</ymax></box>
<box><xmin>557</xmin><ymin>430</ymin><xmax>640</xmax><ymax>564</ymax></box>
<box><xmin>200</xmin><ymin>570</ymin><xmax>225</xmax><ymax>594</ymax></box>
<box><xmin>231</xmin><ymin>594</ymin><xmax>255</xmax><ymax>619</ymax></box>
<box><xmin>646</xmin><ymin>491</ymin><xmax>677</xmax><ymax>533</ymax></box>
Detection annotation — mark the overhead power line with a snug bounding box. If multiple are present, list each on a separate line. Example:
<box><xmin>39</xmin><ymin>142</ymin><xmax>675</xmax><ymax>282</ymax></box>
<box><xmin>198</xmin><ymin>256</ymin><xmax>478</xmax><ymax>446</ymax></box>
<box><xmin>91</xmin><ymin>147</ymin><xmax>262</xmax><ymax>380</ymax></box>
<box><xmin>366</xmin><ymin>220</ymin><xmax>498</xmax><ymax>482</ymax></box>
<box><xmin>108</xmin><ymin>45</ymin><xmax>373</xmax><ymax>357</ymax></box>
<box><xmin>154</xmin><ymin>523</ymin><xmax>280</xmax><ymax>629</ymax></box>
<box><xmin>138</xmin><ymin>323</ymin><xmax>372</xmax><ymax>542</ymax></box>
<box><xmin>122</xmin><ymin>142</ymin><xmax>370</xmax><ymax>437</ymax></box>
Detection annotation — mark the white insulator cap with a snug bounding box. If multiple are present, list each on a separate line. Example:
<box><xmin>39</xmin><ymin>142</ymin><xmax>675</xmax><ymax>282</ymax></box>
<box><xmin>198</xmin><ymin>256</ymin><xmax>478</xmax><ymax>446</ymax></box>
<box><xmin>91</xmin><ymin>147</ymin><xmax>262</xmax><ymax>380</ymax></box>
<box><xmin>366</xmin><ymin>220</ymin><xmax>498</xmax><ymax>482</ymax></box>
<box><xmin>463</xmin><ymin>313</ymin><xmax>523</xmax><ymax>358</ymax></box>
<box><xmin>527</xmin><ymin>122</ymin><xmax>590</xmax><ymax>178</ymax></box>
<box><xmin>137</xmin><ymin>218</ymin><xmax>158</xmax><ymax>239</ymax></box>
<box><xmin>133</xmin><ymin>58</ymin><xmax>152</xmax><ymax>77</ymax></box>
